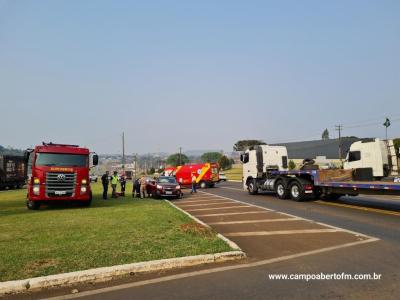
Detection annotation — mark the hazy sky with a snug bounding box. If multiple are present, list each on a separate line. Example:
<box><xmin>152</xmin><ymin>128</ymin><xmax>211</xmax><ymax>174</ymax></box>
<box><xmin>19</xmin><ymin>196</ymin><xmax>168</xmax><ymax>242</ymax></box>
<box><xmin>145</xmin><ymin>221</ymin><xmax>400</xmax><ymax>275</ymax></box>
<box><xmin>1</xmin><ymin>0</ymin><xmax>399</xmax><ymax>154</ymax></box>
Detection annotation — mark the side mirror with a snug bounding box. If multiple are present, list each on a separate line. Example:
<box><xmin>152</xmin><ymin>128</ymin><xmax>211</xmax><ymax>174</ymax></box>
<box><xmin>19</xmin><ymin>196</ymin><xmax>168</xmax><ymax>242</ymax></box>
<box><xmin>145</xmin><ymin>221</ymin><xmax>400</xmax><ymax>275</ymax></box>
<box><xmin>93</xmin><ymin>154</ymin><xmax>99</xmax><ymax>166</ymax></box>
<box><xmin>24</xmin><ymin>151</ymin><xmax>30</xmax><ymax>163</ymax></box>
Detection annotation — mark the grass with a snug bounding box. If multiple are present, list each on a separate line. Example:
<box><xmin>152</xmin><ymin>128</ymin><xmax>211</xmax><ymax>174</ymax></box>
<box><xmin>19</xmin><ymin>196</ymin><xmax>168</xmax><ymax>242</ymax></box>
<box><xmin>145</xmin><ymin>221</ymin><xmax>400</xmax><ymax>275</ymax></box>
<box><xmin>0</xmin><ymin>182</ymin><xmax>231</xmax><ymax>282</ymax></box>
<box><xmin>223</xmin><ymin>165</ymin><xmax>243</xmax><ymax>181</ymax></box>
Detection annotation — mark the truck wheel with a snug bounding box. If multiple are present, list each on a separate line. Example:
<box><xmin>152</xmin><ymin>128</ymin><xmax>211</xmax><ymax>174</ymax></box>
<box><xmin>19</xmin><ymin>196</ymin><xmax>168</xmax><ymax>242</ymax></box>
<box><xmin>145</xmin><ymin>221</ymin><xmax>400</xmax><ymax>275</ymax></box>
<box><xmin>248</xmin><ymin>180</ymin><xmax>258</xmax><ymax>195</ymax></box>
<box><xmin>289</xmin><ymin>181</ymin><xmax>305</xmax><ymax>202</ymax></box>
<box><xmin>275</xmin><ymin>181</ymin><xmax>288</xmax><ymax>199</ymax></box>
<box><xmin>27</xmin><ymin>200</ymin><xmax>41</xmax><ymax>210</ymax></box>
<box><xmin>200</xmin><ymin>181</ymin><xmax>207</xmax><ymax>189</ymax></box>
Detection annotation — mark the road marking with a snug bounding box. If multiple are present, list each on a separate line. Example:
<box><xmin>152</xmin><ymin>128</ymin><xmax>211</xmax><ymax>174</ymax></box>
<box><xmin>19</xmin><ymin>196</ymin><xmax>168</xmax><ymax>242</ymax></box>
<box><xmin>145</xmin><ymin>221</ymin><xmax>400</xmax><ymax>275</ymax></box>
<box><xmin>196</xmin><ymin>211</ymin><xmax>273</xmax><ymax>217</ymax></box>
<box><xmin>186</xmin><ymin>205</ymin><xmax>252</xmax><ymax>212</ymax></box>
<box><xmin>224</xmin><ymin>229</ymin><xmax>340</xmax><ymax>237</ymax></box>
<box><xmin>177</xmin><ymin>201</ymin><xmax>235</xmax><ymax>207</ymax></box>
<box><xmin>179</xmin><ymin>198</ymin><xmax>224</xmax><ymax>203</ymax></box>
<box><xmin>42</xmin><ymin>238</ymin><xmax>379</xmax><ymax>300</ymax></box>
<box><xmin>199</xmin><ymin>191</ymin><xmax>377</xmax><ymax>239</ymax></box>
<box><xmin>315</xmin><ymin>200</ymin><xmax>400</xmax><ymax>217</ymax></box>
<box><xmin>220</xmin><ymin>186</ymin><xmax>244</xmax><ymax>191</ymax></box>
<box><xmin>208</xmin><ymin>218</ymin><xmax>300</xmax><ymax>225</ymax></box>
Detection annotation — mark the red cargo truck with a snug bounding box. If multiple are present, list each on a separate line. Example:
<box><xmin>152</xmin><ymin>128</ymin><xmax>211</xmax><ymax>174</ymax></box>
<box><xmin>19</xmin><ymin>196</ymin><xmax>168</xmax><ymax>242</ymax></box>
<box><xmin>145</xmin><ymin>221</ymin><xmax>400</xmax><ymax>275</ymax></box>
<box><xmin>25</xmin><ymin>143</ymin><xmax>98</xmax><ymax>210</ymax></box>
<box><xmin>164</xmin><ymin>163</ymin><xmax>220</xmax><ymax>188</ymax></box>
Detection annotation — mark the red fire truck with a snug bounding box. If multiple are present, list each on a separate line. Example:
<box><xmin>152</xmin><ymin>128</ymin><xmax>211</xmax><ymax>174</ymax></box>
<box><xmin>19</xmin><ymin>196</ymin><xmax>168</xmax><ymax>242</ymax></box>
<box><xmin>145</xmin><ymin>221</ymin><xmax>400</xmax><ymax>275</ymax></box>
<box><xmin>164</xmin><ymin>163</ymin><xmax>220</xmax><ymax>188</ymax></box>
<box><xmin>25</xmin><ymin>143</ymin><xmax>98</xmax><ymax>210</ymax></box>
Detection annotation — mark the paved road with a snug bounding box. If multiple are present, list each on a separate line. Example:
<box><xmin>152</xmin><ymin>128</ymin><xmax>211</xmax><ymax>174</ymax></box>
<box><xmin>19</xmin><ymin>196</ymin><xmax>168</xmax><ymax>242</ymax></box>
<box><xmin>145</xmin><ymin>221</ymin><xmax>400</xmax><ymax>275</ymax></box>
<box><xmin>17</xmin><ymin>182</ymin><xmax>400</xmax><ymax>300</ymax></box>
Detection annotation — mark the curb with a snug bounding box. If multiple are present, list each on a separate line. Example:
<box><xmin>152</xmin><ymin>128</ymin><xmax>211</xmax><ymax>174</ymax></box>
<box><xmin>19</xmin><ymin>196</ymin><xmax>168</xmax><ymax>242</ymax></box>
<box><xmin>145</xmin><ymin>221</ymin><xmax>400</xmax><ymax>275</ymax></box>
<box><xmin>0</xmin><ymin>251</ymin><xmax>245</xmax><ymax>296</ymax></box>
<box><xmin>166</xmin><ymin>200</ymin><xmax>244</xmax><ymax>251</ymax></box>
<box><xmin>226</xmin><ymin>180</ymin><xmax>242</xmax><ymax>183</ymax></box>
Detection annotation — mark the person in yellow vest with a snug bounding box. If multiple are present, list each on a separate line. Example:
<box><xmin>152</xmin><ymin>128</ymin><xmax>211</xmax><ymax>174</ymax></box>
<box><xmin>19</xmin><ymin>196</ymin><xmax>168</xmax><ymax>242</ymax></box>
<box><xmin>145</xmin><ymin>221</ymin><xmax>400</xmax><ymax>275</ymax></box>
<box><xmin>111</xmin><ymin>171</ymin><xmax>119</xmax><ymax>198</ymax></box>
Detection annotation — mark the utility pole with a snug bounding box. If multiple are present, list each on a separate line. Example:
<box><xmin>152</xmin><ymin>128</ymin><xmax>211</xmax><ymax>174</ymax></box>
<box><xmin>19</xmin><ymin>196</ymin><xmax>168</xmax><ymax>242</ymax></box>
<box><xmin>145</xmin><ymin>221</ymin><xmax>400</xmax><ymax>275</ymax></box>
<box><xmin>179</xmin><ymin>147</ymin><xmax>182</xmax><ymax>166</ymax></box>
<box><xmin>134</xmin><ymin>153</ymin><xmax>137</xmax><ymax>180</ymax></box>
<box><xmin>335</xmin><ymin>125</ymin><xmax>343</xmax><ymax>162</ymax></box>
<box><xmin>122</xmin><ymin>132</ymin><xmax>125</xmax><ymax>172</ymax></box>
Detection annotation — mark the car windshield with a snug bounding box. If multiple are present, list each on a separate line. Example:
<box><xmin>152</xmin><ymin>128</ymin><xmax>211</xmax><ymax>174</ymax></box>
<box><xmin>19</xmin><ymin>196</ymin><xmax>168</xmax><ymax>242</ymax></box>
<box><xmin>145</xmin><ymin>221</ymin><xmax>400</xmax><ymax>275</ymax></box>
<box><xmin>158</xmin><ymin>177</ymin><xmax>176</xmax><ymax>184</ymax></box>
<box><xmin>35</xmin><ymin>153</ymin><xmax>88</xmax><ymax>167</ymax></box>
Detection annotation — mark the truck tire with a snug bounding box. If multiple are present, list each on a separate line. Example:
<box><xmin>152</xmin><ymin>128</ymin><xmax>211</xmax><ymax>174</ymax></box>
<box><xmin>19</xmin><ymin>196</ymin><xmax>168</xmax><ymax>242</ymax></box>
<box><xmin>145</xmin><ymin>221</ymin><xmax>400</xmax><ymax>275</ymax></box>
<box><xmin>275</xmin><ymin>181</ymin><xmax>289</xmax><ymax>199</ymax></box>
<box><xmin>289</xmin><ymin>181</ymin><xmax>305</xmax><ymax>202</ymax></box>
<box><xmin>200</xmin><ymin>181</ymin><xmax>207</xmax><ymax>189</ymax></box>
<box><xmin>27</xmin><ymin>200</ymin><xmax>41</xmax><ymax>210</ymax></box>
<box><xmin>248</xmin><ymin>179</ymin><xmax>258</xmax><ymax>195</ymax></box>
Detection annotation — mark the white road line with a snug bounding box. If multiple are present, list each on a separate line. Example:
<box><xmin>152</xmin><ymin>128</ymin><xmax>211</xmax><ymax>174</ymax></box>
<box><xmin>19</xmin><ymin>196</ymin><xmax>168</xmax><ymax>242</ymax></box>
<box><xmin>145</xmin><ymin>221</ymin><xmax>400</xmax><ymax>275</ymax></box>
<box><xmin>179</xmin><ymin>198</ymin><xmax>224</xmax><ymax>203</ymax></box>
<box><xmin>177</xmin><ymin>201</ymin><xmax>235</xmax><ymax>207</ymax></box>
<box><xmin>186</xmin><ymin>205</ymin><xmax>252</xmax><ymax>212</ymax></box>
<box><xmin>196</xmin><ymin>211</ymin><xmax>273</xmax><ymax>217</ymax></box>
<box><xmin>42</xmin><ymin>238</ymin><xmax>379</xmax><ymax>300</ymax></box>
<box><xmin>224</xmin><ymin>229</ymin><xmax>340</xmax><ymax>237</ymax></box>
<box><xmin>220</xmin><ymin>186</ymin><xmax>244</xmax><ymax>191</ymax></box>
<box><xmin>199</xmin><ymin>191</ymin><xmax>377</xmax><ymax>240</ymax></box>
<box><xmin>208</xmin><ymin>218</ymin><xmax>300</xmax><ymax>225</ymax></box>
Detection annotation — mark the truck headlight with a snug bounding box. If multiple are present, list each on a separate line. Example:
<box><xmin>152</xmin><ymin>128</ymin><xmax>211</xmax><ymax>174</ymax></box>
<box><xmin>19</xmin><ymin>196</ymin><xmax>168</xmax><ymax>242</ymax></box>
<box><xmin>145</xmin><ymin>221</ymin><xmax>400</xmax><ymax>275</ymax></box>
<box><xmin>81</xmin><ymin>179</ymin><xmax>87</xmax><ymax>185</ymax></box>
<box><xmin>157</xmin><ymin>185</ymin><xmax>163</xmax><ymax>190</ymax></box>
<box><xmin>33</xmin><ymin>186</ymin><xmax>40</xmax><ymax>195</ymax></box>
<box><xmin>176</xmin><ymin>185</ymin><xmax>181</xmax><ymax>189</ymax></box>
<box><xmin>81</xmin><ymin>186</ymin><xmax>87</xmax><ymax>193</ymax></box>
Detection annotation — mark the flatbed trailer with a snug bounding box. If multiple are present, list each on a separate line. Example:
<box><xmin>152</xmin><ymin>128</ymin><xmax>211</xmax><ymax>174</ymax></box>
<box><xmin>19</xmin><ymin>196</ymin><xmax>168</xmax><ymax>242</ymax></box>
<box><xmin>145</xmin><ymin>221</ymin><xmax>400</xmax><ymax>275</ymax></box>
<box><xmin>247</xmin><ymin>169</ymin><xmax>400</xmax><ymax>201</ymax></box>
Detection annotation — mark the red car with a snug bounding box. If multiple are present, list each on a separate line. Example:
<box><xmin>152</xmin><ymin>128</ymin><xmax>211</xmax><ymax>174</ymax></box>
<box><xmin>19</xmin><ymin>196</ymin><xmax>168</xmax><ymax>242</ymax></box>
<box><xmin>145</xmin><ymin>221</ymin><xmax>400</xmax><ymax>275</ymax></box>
<box><xmin>149</xmin><ymin>176</ymin><xmax>183</xmax><ymax>199</ymax></box>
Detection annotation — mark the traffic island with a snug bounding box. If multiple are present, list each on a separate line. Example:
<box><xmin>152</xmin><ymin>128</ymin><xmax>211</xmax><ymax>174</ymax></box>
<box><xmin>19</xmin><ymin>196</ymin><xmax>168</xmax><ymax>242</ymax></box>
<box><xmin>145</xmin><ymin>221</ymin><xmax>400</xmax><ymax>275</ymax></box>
<box><xmin>0</xmin><ymin>183</ymin><xmax>245</xmax><ymax>295</ymax></box>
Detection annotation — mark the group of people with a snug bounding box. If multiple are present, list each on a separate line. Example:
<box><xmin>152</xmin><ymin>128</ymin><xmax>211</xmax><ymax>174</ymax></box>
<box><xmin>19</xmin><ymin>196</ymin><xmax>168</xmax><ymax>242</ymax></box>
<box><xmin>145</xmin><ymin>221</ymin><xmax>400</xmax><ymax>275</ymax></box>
<box><xmin>100</xmin><ymin>170</ymin><xmax>198</xmax><ymax>200</ymax></box>
<box><xmin>100</xmin><ymin>171</ymin><xmax>149</xmax><ymax>200</ymax></box>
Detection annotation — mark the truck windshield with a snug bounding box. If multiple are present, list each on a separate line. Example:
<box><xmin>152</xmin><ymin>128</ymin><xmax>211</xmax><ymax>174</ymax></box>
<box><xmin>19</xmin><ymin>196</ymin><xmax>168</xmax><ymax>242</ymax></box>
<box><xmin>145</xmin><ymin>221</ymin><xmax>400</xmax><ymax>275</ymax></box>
<box><xmin>35</xmin><ymin>153</ymin><xmax>88</xmax><ymax>167</ymax></box>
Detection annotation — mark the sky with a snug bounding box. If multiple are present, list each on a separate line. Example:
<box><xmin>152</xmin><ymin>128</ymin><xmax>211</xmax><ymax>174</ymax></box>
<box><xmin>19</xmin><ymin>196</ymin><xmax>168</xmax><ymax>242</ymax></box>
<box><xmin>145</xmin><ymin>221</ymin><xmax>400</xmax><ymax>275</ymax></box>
<box><xmin>1</xmin><ymin>0</ymin><xmax>399</xmax><ymax>154</ymax></box>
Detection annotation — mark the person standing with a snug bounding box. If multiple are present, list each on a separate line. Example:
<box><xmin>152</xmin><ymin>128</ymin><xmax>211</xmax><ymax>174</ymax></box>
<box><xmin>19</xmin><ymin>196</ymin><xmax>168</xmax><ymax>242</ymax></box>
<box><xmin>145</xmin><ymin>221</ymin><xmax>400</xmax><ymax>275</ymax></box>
<box><xmin>101</xmin><ymin>171</ymin><xmax>110</xmax><ymax>200</ymax></box>
<box><xmin>120</xmin><ymin>175</ymin><xmax>126</xmax><ymax>197</ymax></box>
<box><xmin>191</xmin><ymin>172</ymin><xmax>197</xmax><ymax>194</ymax></box>
<box><xmin>111</xmin><ymin>171</ymin><xmax>119</xmax><ymax>198</ymax></box>
<box><xmin>140</xmin><ymin>175</ymin><xmax>147</xmax><ymax>199</ymax></box>
<box><xmin>133</xmin><ymin>178</ymin><xmax>140</xmax><ymax>198</ymax></box>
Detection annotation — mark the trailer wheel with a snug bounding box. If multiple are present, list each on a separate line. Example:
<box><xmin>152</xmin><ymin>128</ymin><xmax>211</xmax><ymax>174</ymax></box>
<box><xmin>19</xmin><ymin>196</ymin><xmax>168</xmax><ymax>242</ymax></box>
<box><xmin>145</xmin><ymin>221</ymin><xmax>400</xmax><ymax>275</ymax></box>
<box><xmin>27</xmin><ymin>200</ymin><xmax>41</xmax><ymax>210</ymax></box>
<box><xmin>275</xmin><ymin>181</ymin><xmax>289</xmax><ymax>199</ymax></box>
<box><xmin>248</xmin><ymin>179</ymin><xmax>258</xmax><ymax>195</ymax></box>
<box><xmin>289</xmin><ymin>181</ymin><xmax>305</xmax><ymax>202</ymax></box>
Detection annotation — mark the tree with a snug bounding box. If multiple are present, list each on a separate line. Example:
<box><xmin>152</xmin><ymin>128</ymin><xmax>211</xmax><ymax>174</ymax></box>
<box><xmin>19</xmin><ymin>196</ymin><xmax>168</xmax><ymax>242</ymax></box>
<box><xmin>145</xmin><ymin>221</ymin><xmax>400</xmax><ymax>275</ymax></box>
<box><xmin>148</xmin><ymin>167</ymin><xmax>155</xmax><ymax>174</ymax></box>
<box><xmin>233</xmin><ymin>140</ymin><xmax>266</xmax><ymax>151</ymax></box>
<box><xmin>321</xmin><ymin>128</ymin><xmax>329</xmax><ymax>140</ymax></box>
<box><xmin>394</xmin><ymin>138</ymin><xmax>400</xmax><ymax>155</ymax></box>
<box><xmin>201</xmin><ymin>152</ymin><xmax>222</xmax><ymax>163</ymax></box>
<box><xmin>218</xmin><ymin>155</ymin><xmax>232</xmax><ymax>170</ymax></box>
<box><xmin>288</xmin><ymin>160</ymin><xmax>296</xmax><ymax>170</ymax></box>
<box><xmin>166</xmin><ymin>153</ymin><xmax>189</xmax><ymax>167</ymax></box>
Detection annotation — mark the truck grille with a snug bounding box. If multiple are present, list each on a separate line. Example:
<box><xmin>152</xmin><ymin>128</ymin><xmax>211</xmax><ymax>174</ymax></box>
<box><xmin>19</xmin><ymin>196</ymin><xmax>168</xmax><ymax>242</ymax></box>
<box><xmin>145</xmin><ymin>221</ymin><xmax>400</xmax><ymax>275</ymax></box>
<box><xmin>46</xmin><ymin>172</ymin><xmax>76</xmax><ymax>197</ymax></box>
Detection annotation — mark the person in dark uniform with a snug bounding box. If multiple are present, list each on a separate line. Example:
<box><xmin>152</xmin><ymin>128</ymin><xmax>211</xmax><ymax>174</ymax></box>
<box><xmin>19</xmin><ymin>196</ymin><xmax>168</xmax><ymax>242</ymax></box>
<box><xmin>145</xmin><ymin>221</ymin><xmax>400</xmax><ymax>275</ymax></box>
<box><xmin>101</xmin><ymin>171</ymin><xmax>110</xmax><ymax>200</ymax></box>
<box><xmin>120</xmin><ymin>175</ymin><xmax>126</xmax><ymax>197</ymax></box>
<box><xmin>132</xmin><ymin>178</ymin><xmax>141</xmax><ymax>198</ymax></box>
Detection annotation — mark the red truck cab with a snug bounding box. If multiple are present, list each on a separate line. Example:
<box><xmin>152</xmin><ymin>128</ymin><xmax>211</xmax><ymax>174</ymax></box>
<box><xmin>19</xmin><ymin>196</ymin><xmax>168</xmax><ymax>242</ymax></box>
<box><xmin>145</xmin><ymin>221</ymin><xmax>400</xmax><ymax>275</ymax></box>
<box><xmin>26</xmin><ymin>143</ymin><xmax>98</xmax><ymax>210</ymax></box>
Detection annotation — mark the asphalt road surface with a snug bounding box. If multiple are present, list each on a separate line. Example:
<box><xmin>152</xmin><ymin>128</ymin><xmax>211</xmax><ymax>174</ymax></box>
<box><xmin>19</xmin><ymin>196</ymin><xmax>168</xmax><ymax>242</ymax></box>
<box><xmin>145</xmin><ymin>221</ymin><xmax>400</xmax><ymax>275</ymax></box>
<box><xmin>14</xmin><ymin>181</ymin><xmax>400</xmax><ymax>300</ymax></box>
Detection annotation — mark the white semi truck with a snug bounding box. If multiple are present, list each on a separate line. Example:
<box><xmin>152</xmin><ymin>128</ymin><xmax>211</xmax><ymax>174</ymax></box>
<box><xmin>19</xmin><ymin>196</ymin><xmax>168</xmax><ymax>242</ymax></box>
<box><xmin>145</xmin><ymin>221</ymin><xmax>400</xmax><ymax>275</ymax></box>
<box><xmin>241</xmin><ymin>140</ymin><xmax>400</xmax><ymax>202</ymax></box>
